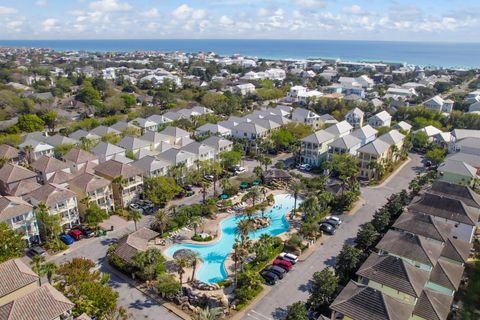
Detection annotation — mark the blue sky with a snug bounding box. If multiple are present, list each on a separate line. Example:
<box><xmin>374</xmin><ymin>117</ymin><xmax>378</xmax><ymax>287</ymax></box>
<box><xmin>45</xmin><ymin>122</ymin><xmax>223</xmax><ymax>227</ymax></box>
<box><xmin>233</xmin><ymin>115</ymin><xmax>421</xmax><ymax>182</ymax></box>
<box><xmin>0</xmin><ymin>0</ymin><xmax>479</xmax><ymax>42</ymax></box>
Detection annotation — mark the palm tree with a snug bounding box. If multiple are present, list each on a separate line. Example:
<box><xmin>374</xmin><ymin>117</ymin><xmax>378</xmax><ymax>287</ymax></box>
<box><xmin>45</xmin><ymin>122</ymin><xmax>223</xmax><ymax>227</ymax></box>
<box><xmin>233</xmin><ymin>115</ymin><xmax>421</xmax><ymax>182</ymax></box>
<box><xmin>258</xmin><ymin>203</ymin><xmax>268</xmax><ymax>218</ymax></box>
<box><xmin>43</xmin><ymin>262</ymin><xmax>58</xmax><ymax>284</ymax></box>
<box><xmin>253</xmin><ymin>166</ymin><xmax>264</xmax><ymax>182</ymax></box>
<box><xmin>299</xmin><ymin>196</ymin><xmax>320</xmax><ymax>220</ymax></box>
<box><xmin>193</xmin><ymin>307</ymin><xmax>224</xmax><ymax>320</ymax></box>
<box><xmin>189</xmin><ymin>251</ymin><xmax>201</xmax><ymax>282</ymax></box>
<box><xmin>174</xmin><ymin>257</ymin><xmax>189</xmax><ymax>286</ymax></box>
<box><xmin>151</xmin><ymin>209</ymin><xmax>170</xmax><ymax>234</ymax></box>
<box><xmin>370</xmin><ymin>160</ymin><xmax>385</xmax><ymax>180</ymax></box>
<box><xmin>190</xmin><ymin>216</ymin><xmax>203</xmax><ymax>236</ymax></box>
<box><xmin>0</xmin><ymin>156</ymin><xmax>10</xmax><ymax>169</ymax></box>
<box><xmin>259</xmin><ymin>155</ymin><xmax>272</xmax><ymax>171</ymax></box>
<box><xmin>31</xmin><ymin>255</ymin><xmax>46</xmax><ymax>284</ymax></box>
<box><xmin>245</xmin><ymin>186</ymin><xmax>261</xmax><ymax>207</ymax></box>
<box><xmin>128</xmin><ymin>209</ymin><xmax>143</xmax><ymax>231</ymax></box>
<box><xmin>289</xmin><ymin>181</ymin><xmax>303</xmax><ymax>214</ymax></box>
<box><xmin>24</xmin><ymin>144</ymin><xmax>34</xmax><ymax>164</ymax></box>
<box><xmin>236</xmin><ymin>218</ymin><xmax>253</xmax><ymax>243</ymax></box>
<box><xmin>232</xmin><ymin>240</ymin><xmax>241</xmax><ymax>285</ymax></box>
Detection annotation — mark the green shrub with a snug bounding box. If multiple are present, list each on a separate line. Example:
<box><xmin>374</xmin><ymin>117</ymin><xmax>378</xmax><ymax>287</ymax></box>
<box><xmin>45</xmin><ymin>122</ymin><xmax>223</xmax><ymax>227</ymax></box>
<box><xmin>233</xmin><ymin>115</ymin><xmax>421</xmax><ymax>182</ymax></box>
<box><xmin>217</xmin><ymin>279</ymin><xmax>232</xmax><ymax>287</ymax></box>
<box><xmin>191</xmin><ymin>235</ymin><xmax>213</xmax><ymax>242</ymax></box>
<box><xmin>156</xmin><ymin>273</ymin><xmax>181</xmax><ymax>300</ymax></box>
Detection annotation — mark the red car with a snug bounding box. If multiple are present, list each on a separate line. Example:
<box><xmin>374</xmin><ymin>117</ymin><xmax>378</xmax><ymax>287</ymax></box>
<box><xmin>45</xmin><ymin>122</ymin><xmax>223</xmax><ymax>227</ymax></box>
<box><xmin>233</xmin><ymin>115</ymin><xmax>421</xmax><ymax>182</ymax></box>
<box><xmin>68</xmin><ymin>229</ymin><xmax>83</xmax><ymax>241</ymax></box>
<box><xmin>273</xmin><ymin>259</ymin><xmax>292</xmax><ymax>271</ymax></box>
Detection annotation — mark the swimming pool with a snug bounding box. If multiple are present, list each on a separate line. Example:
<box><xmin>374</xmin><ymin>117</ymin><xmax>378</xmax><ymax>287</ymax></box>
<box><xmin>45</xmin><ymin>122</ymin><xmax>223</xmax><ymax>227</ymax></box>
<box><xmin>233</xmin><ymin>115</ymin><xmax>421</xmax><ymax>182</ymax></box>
<box><xmin>165</xmin><ymin>194</ymin><xmax>297</xmax><ymax>283</ymax></box>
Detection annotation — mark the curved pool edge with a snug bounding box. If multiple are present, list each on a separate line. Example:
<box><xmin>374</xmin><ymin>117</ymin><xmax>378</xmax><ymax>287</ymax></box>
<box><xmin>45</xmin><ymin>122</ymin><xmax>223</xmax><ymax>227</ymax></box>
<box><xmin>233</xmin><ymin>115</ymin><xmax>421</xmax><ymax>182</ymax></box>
<box><xmin>163</xmin><ymin>193</ymin><xmax>299</xmax><ymax>283</ymax></box>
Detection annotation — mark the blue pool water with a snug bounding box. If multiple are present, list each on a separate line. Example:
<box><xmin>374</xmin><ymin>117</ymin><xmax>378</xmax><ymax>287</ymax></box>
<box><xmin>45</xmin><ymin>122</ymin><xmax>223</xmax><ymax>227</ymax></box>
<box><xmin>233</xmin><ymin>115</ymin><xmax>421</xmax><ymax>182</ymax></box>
<box><xmin>165</xmin><ymin>194</ymin><xmax>298</xmax><ymax>283</ymax></box>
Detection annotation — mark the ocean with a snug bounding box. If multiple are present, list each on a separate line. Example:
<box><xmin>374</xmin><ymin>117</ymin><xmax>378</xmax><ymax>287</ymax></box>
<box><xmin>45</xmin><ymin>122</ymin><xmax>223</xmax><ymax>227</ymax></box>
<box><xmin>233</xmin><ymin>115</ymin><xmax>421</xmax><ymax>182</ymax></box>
<box><xmin>1</xmin><ymin>39</ymin><xmax>479</xmax><ymax>69</ymax></box>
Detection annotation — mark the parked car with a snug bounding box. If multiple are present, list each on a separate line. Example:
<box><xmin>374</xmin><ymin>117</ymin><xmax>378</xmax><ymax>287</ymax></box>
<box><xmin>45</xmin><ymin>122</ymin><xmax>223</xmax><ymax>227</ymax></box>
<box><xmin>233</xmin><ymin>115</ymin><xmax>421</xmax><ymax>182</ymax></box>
<box><xmin>325</xmin><ymin>215</ymin><xmax>342</xmax><ymax>225</ymax></box>
<box><xmin>278</xmin><ymin>252</ymin><xmax>299</xmax><ymax>264</ymax></box>
<box><xmin>260</xmin><ymin>270</ymin><xmax>279</xmax><ymax>285</ymax></box>
<box><xmin>68</xmin><ymin>229</ymin><xmax>83</xmax><ymax>240</ymax></box>
<box><xmin>320</xmin><ymin>218</ymin><xmax>340</xmax><ymax>228</ymax></box>
<box><xmin>273</xmin><ymin>258</ymin><xmax>293</xmax><ymax>271</ymax></box>
<box><xmin>129</xmin><ymin>203</ymin><xmax>144</xmax><ymax>214</ymax></box>
<box><xmin>204</xmin><ymin>174</ymin><xmax>214</xmax><ymax>181</ymax></box>
<box><xmin>27</xmin><ymin>246</ymin><xmax>46</xmax><ymax>257</ymax></box>
<box><xmin>233</xmin><ymin>165</ymin><xmax>246</xmax><ymax>175</ymax></box>
<box><xmin>60</xmin><ymin>234</ymin><xmax>75</xmax><ymax>245</ymax></box>
<box><xmin>319</xmin><ymin>223</ymin><xmax>336</xmax><ymax>235</ymax></box>
<box><xmin>77</xmin><ymin>225</ymin><xmax>95</xmax><ymax>238</ymax></box>
<box><xmin>264</xmin><ymin>265</ymin><xmax>286</xmax><ymax>279</ymax></box>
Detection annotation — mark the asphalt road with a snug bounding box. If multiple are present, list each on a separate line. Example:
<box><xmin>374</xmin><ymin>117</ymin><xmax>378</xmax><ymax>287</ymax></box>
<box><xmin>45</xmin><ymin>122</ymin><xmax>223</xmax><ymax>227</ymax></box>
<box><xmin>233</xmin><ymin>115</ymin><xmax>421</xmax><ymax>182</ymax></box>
<box><xmin>48</xmin><ymin>216</ymin><xmax>181</xmax><ymax>320</ymax></box>
<box><xmin>243</xmin><ymin>154</ymin><xmax>424</xmax><ymax>320</ymax></box>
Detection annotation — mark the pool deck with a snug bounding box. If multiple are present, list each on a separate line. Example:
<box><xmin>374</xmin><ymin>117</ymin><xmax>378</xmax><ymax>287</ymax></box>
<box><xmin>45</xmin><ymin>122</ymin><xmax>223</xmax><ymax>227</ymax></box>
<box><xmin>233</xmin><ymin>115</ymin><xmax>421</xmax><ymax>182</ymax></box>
<box><xmin>160</xmin><ymin>189</ymin><xmax>294</xmax><ymax>283</ymax></box>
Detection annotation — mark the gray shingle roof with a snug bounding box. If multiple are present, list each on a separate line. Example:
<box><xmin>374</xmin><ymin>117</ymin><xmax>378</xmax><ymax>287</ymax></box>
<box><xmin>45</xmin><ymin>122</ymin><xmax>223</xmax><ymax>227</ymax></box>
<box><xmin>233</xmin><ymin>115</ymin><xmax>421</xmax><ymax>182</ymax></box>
<box><xmin>91</xmin><ymin>141</ymin><xmax>126</xmax><ymax>157</ymax></box>
<box><xmin>351</xmin><ymin>125</ymin><xmax>378</xmax><ymax>140</ymax></box>
<box><xmin>378</xmin><ymin>130</ymin><xmax>405</xmax><ymax>145</ymax></box>
<box><xmin>324</xmin><ymin>120</ymin><xmax>353</xmax><ymax>136</ymax></box>
<box><xmin>438</xmin><ymin>159</ymin><xmax>478</xmax><ymax>178</ymax></box>
<box><xmin>62</xmin><ymin>148</ymin><xmax>98</xmax><ymax>164</ymax></box>
<box><xmin>328</xmin><ymin>134</ymin><xmax>361</xmax><ymax>150</ymax></box>
<box><xmin>94</xmin><ymin>159</ymin><xmax>144</xmax><ymax>179</ymax></box>
<box><xmin>330</xmin><ymin>280</ymin><xmax>414</xmax><ymax>320</ymax></box>
<box><xmin>31</xmin><ymin>155</ymin><xmax>69</xmax><ymax>173</ymax></box>
<box><xmin>356</xmin><ymin>254</ymin><xmax>430</xmax><ymax>297</ymax></box>
<box><xmin>301</xmin><ymin>130</ymin><xmax>334</xmax><ymax>144</ymax></box>
<box><xmin>0</xmin><ymin>164</ymin><xmax>37</xmax><ymax>184</ymax></box>
<box><xmin>0</xmin><ymin>284</ymin><xmax>74</xmax><ymax>320</ymax></box>
<box><xmin>429</xmin><ymin>180</ymin><xmax>480</xmax><ymax>209</ymax></box>
<box><xmin>375</xmin><ymin>230</ymin><xmax>443</xmax><ymax>267</ymax></box>
<box><xmin>115</xmin><ymin>227</ymin><xmax>159</xmax><ymax>263</ymax></box>
<box><xmin>392</xmin><ymin>211</ymin><xmax>451</xmax><ymax>243</ymax></box>
<box><xmin>440</xmin><ymin>237</ymin><xmax>471</xmax><ymax>264</ymax></box>
<box><xmin>429</xmin><ymin>259</ymin><xmax>463</xmax><ymax>291</ymax></box>
<box><xmin>68</xmin><ymin>173</ymin><xmax>111</xmax><ymax>193</ymax></box>
<box><xmin>409</xmin><ymin>192</ymin><xmax>479</xmax><ymax>226</ymax></box>
<box><xmin>116</xmin><ymin>136</ymin><xmax>150</xmax><ymax>151</ymax></box>
<box><xmin>0</xmin><ymin>144</ymin><xmax>20</xmax><ymax>160</ymax></box>
<box><xmin>412</xmin><ymin>288</ymin><xmax>453</xmax><ymax>320</ymax></box>
<box><xmin>27</xmin><ymin>183</ymin><xmax>77</xmax><ymax>206</ymax></box>
<box><xmin>358</xmin><ymin>139</ymin><xmax>391</xmax><ymax>156</ymax></box>
<box><xmin>0</xmin><ymin>259</ymin><xmax>38</xmax><ymax>299</ymax></box>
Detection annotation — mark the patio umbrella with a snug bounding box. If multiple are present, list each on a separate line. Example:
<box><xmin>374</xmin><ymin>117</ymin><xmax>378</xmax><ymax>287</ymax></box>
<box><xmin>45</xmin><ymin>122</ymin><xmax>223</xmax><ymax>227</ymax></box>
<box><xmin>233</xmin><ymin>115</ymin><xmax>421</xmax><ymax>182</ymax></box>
<box><xmin>219</xmin><ymin>194</ymin><xmax>229</xmax><ymax>200</ymax></box>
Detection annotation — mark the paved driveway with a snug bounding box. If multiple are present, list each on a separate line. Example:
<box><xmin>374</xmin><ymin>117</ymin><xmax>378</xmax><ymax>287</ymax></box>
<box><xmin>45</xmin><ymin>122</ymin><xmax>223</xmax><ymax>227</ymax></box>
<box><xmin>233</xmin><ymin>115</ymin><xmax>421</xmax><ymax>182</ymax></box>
<box><xmin>48</xmin><ymin>216</ymin><xmax>181</xmax><ymax>320</ymax></box>
<box><xmin>243</xmin><ymin>154</ymin><xmax>424</xmax><ymax>320</ymax></box>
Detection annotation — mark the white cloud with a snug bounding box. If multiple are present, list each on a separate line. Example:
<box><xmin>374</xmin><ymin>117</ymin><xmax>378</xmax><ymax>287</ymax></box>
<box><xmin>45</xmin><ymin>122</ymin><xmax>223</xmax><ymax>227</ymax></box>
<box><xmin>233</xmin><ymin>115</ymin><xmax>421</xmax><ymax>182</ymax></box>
<box><xmin>7</xmin><ymin>20</ymin><xmax>23</xmax><ymax>32</ymax></box>
<box><xmin>0</xmin><ymin>6</ymin><xmax>17</xmax><ymax>14</ymax></box>
<box><xmin>343</xmin><ymin>5</ymin><xmax>362</xmax><ymax>15</ymax></box>
<box><xmin>172</xmin><ymin>4</ymin><xmax>190</xmax><ymax>19</ymax></box>
<box><xmin>42</xmin><ymin>18</ymin><xmax>59</xmax><ymax>31</ymax></box>
<box><xmin>295</xmin><ymin>0</ymin><xmax>325</xmax><ymax>8</ymax></box>
<box><xmin>257</xmin><ymin>8</ymin><xmax>269</xmax><ymax>17</ymax></box>
<box><xmin>172</xmin><ymin>4</ymin><xmax>206</xmax><ymax>21</ymax></box>
<box><xmin>89</xmin><ymin>0</ymin><xmax>131</xmax><ymax>12</ymax></box>
<box><xmin>35</xmin><ymin>0</ymin><xmax>47</xmax><ymax>7</ymax></box>
<box><xmin>219</xmin><ymin>15</ymin><xmax>233</xmax><ymax>26</ymax></box>
<box><xmin>141</xmin><ymin>8</ymin><xmax>159</xmax><ymax>18</ymax></box>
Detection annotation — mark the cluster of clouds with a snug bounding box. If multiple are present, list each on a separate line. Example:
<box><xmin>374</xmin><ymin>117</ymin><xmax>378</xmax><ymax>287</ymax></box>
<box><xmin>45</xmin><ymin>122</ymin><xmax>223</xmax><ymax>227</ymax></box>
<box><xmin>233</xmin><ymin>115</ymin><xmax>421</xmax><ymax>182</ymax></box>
<box><xmin>0</xmin><ymin>0</ymin><xmax>479</xmax><ymax>41</ymax></box>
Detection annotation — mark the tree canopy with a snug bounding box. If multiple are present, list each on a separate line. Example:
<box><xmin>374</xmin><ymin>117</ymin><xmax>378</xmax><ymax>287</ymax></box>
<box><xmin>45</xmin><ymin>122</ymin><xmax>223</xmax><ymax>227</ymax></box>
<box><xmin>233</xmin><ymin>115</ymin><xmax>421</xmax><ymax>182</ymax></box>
<box><xmin>0</xmin><ymin>223</ymin><xmax>26</xmax><ymax>263</ymax></box>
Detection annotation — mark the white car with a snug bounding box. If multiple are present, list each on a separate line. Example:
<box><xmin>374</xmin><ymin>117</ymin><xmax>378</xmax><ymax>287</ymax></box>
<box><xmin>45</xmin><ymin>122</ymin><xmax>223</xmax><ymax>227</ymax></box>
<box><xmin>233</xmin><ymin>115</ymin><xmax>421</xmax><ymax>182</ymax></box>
<box><xmin>234</xmin><ymin>166</ymin><xmax>246</xmax><ymax>175</ymax></box>
<box><xmin>325</xmin><ymin>215</ymin><xmax>342</xmax><ymax>225</ymax></box>
<box><xmin>278</xmin><ymin>252</ymin><xmax>299</xmax><ymax>264</ymax></box>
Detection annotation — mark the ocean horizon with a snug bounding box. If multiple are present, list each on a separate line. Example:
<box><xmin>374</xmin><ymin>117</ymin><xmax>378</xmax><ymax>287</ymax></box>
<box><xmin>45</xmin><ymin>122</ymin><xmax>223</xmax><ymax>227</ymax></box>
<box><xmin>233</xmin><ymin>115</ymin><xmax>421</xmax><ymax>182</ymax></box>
<box><xmin>1</xmin><ymin>39</ymin><xmax>480</xmax><ymax>69</ymax></box>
